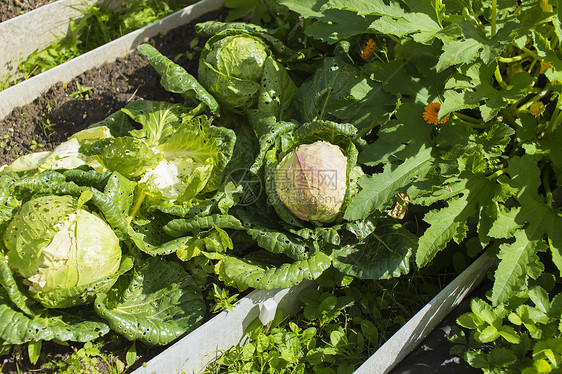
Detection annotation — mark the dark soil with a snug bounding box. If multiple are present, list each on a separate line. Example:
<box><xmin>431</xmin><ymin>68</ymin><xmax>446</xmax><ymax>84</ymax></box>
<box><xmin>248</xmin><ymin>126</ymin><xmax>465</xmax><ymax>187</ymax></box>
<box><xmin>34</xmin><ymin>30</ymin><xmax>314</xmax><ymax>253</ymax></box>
<box><xmin>0</xmin><ymin>0</ymin><xmax>56</xmax><ymax>22</ymax></box>
<box><xmin>0</xmin><ymin>9</ymin><xmax>225</xmax><ymax>167</ymax></box>
<box><xmin>0</xmin><ymin>8</ymin><xmax>227</xmax><ymax>374</ymax></box>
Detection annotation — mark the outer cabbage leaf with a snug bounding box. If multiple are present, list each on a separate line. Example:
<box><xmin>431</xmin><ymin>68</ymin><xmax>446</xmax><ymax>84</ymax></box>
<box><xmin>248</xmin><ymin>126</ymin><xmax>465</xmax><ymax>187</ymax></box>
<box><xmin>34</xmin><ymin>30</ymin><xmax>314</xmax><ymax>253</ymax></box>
<box><xmin>80</xmin><ymin>136</ymin><xmax>160</xmax><ymax>179</ymax></box>
<box><xmin>95</xmin><ymin>257</ymin><xmax>205</xmax><ymax>345</ymax></box>
<box><xmin>123</xmin><ymin>100</ymin><xmax>184</xmax><ymax>147</ymax></box>
<box><xmin>163</xmin><ymin>214</ymin><xmax>244</xmax><ymax>237</ymax></box>
<box><xmin>0</xmin><ymin>289</ymin><xmax>109</xmax><ymax>344</ymax></box>
<box><xmin>137</xmin><ymin>44</ymin><xmax>219</xmax><ymax>115</ymax></box>
<box><xmin>294</xmin><ymin>57</ymin><xmax>393</xmax><ymax>132</ymax></box>
<box><xmin>332</xmin><ymin>218</ymin><xmax>415</xmax><ymax>279</ymax></box>
<box><xmin>219</xmin><ymin>251</ymin><xmax>332</xmax><ymax>289</ymax></box>
<box><xmin>258</xmin><ymin>56</ymin><xmax>296</xmax><ymax>121</ymax></box>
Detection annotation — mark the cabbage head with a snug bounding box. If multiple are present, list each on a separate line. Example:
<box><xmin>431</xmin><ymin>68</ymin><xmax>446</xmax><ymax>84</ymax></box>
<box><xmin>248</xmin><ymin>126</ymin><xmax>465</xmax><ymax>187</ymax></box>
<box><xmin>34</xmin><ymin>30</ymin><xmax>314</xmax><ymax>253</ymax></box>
<box><xmin>199</xmin><ymin>31</ymin><xmax>270</xmax><ymax>112</ymax></box>
<box><xmin>3</xmin><ymin>195</ymin><xmax>121</xmax><ymax>298</ymax></box>
<box><xmin>275</xmin><ymin>141</ymin><xmax>348</xmax><ymax>223</ymax></box>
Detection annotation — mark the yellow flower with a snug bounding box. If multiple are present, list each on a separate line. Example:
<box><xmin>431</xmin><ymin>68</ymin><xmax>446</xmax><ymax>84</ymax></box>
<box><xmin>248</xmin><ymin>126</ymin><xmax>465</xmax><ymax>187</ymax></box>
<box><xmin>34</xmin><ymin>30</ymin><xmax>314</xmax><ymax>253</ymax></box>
<box><xmin>360</xmin><ymin>38</ymin><xmax>376</xmax><ymax>60</ymax></box>
<box><xmin>540</xmin><ymin>60</ymin><xmax>553</xmax><ymax>74</ymax></box>
<box><xmin>423</xmin><ymin>102</ymin><xmax>450</xmax><ymax>125</ymax></box>
<box><xmin>529</xmin><ymin>102</ymin><xmax>546</xmax><ymax>116</ymax></box>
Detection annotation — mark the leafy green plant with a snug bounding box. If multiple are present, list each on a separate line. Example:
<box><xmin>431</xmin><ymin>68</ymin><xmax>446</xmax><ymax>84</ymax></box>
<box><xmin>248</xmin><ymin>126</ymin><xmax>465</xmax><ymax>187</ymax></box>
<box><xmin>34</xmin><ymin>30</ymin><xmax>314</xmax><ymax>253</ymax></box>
<box><xmin>204</xmin><ymin>265</ymin><xmax>453</xmax><ymax>373</ymax></box>
<box><xmin>210</xmin><ymin>284</ymin><xmax>240</xmax><ymax>313</ymax></box>
<box><xmin>69</xmin><ymin>82</ymin><xmax>94</xmax><ymax>99</ymax></box>
<box><xmin>450</xmin><ymin>281</ymin><xmax>562</xmax><ymax>373</ymax></box>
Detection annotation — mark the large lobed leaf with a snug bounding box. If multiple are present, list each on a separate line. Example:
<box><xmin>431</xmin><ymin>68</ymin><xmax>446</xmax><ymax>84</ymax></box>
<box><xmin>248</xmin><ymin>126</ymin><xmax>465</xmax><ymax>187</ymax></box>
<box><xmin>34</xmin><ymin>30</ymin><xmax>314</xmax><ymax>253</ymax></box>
<box><xmin>95</xmin><ymin>257</ymin><xmax>205</xmax><ymax>345</ymax></box>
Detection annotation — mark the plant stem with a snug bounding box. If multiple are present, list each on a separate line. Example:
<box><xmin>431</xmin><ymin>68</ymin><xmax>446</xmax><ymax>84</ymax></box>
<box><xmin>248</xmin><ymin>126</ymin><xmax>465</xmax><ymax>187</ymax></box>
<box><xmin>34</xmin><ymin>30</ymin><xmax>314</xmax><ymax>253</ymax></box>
<box><xmin>128</xmin><ymin>189</ymin><xmax>146</xmax><ymax>223</ymax></box>
<box><xmin>494</xmin><ymin>63</ymin><xmax>507</xmax><ymax>88</ymax></box>
<box><xmin>497</xmin><ymin>54</ymin><xmax>526</xmax><ymax>63</ymax></box>
<box><xmin>453</xmin><ymin>112</ymin><xmax>490</xmax><ymax>129</ymax></box>
<box><xmin>543</xmin><ymin>167</ymin><xmax>553</xmax><ymax>207</ymax></box>
<box><xmin>516</xmin><ymin>87</ymin><xmax>549</xmax><ymax>112</ymax></box>
<box><xmin>491</xmin><ymin>0</ymin><xmax>497</xmax><ymax>36</ymax></box>
<box><xmin>487</xmin><ymin>168</ymin><xmax>508</xmax><ymax>180</ymax></box>
<box><xmin>546</xmin><ymin>92</ymin><xmax>562</xmax><ymax>135</ymax></box>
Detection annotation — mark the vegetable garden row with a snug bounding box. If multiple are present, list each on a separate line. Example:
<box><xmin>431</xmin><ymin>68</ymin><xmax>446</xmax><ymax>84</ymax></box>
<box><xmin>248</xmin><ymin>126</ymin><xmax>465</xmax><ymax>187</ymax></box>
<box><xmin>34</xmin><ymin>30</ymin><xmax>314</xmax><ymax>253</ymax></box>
<box><xmin>0</xmin><ymin>0</ymin><xmax>561</xmax><ymax>373</ymax></box>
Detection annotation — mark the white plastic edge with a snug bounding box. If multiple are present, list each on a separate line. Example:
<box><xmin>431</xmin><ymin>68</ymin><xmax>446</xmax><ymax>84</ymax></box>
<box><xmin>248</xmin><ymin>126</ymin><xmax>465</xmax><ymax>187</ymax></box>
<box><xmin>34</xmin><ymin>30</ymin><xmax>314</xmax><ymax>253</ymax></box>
<box><xmin>354</xmin><ymin>253</ymin><xmax>497</xmax><ymax>374</ymax></box>
<box><xmin>132</xmin><ymin>280</ymin><xmax>316</xmax><ymax>374</ymax></box>
<box><xmin>0</xmin><ymin>0</ymin><xmax>101</xmax><ymax>78</ymax></box>
<box><xmin>0</xmin><ymin>0</ymin><xmax>224</xmax><ymax>121</ymax></box>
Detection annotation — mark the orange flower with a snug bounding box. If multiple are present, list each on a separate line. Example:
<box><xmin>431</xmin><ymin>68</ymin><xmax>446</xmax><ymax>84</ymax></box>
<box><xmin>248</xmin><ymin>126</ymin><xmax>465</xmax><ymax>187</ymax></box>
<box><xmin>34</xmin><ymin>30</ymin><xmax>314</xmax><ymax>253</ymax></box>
<box><xmin>360</xmin><ymin>38</ymin><xmax>376</xmax><ymax>60</ymax></box>
<box><xmin>423</xmin><ymin>102</ymin><xmax>450</xmax><ymax>125</ymax></box>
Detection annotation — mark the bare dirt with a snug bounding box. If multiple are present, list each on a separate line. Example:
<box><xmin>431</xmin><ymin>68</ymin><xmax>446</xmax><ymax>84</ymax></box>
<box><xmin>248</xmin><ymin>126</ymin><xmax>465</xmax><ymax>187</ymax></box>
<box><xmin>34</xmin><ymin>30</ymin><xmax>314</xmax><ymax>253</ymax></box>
<box><xmin>0</xmin><ymin>0</ymin><xmax>56</xmax><ymax>22</ymax></box>
<box><xmin>0</xmin><ymin>9</ymin><xmax>224</xmax><ymax>167</ymax></box>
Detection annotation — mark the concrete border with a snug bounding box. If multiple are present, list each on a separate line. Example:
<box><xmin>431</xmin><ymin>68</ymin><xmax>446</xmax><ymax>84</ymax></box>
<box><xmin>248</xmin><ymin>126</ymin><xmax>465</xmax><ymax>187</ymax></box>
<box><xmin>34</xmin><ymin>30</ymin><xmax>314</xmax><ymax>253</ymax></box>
<box><xmin>132</xmin><ymin>281</ymin><xmax>317</xmax><ymax>374</ymax></box>
<box><xmin>354</xmin><ymin>253</ymin><xmax>496</xmax><ymax>374</ymax></box>
<box><xmin>0</xmin><ymin>0</ymin><xmax>101</xmax><ymax>78</ymax></box>
<box><xmin>0</xmin><ymin>0</ymin><xmax>224</xmax><ymax>120</ymax></box>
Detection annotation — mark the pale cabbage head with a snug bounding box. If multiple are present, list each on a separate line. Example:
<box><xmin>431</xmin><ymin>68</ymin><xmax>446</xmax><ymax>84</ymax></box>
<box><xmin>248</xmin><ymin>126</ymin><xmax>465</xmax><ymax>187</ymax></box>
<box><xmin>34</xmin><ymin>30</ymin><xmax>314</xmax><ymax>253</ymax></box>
<box><xmin>205</xmin><ymin>36</ymin><xmax>268</xmax><ymax>82</ymax></box>
<box><xmin>274</xmin><ymin>141</ymin><xmax>348</xmax><ymax>223</ymax></box>
<box><xmin>3</xmin><ymin>195</ymin><xmax>121</xmax><ymax>294</ymax></box>
<box><xmin>199</xmin><ymin>33</ymin><xmax>270</xmax><ymax>112</ymax></box>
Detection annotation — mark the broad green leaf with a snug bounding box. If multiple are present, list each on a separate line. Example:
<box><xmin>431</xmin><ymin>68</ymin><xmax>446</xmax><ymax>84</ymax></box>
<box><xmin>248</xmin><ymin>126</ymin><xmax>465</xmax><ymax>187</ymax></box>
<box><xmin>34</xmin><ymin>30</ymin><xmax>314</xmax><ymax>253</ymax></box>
<box><xmin>137</xmin><ymin>44</ymin><xmax>219</xmax><ymax>115</ymax></box>
<box><xmin>303</xmin><ymin>9</ymin><xmax>376</xmax><ymax>44</ymax></box>
<box><xmin>0</xmin><ymin>289</ymin><xmax>109</xmax><ymax>344</ymax></box>
<box><xmin>492</xmin><ymin>229</ymin><xmax>546</xmax><ymax>306</ymax></box>
<box><xmin>372</xmin><ymin>12</ymin><xmax>442</xmax><ymax>44</ymax></box>
<box><xmin>123</xmin><ymin>100</ymin><xmax>183</xmax><ymax>147</ymax></box>
<box><xmin>220</xmin><ymin>252</ymin><xmax>332</xmax><ymax>289</ymax></box>
<box><xmin>79</xmin><ymin>136</ymin><xmax>160</xmax><ymax>179</ymax></box>
<box><xmin>333</xmin><ymin>218</ymin><xmax>415</xmax><ymax>279</ymax></box>
<box><xmin>95</xmin><ymin>257</ymin><xmax>205</xmax><ymax>345</ymax></box>
<box><xmin>294</xmin><ymin>57</ymin><xmax>365</xmax><ymax>124</ymax></box>
<box><xmin>0</xmin><ymin>255</ymin><xmax>36</xmax><ymax>316</ymax></box>
<box><xmin>163</xmin><ymin>214</ymin><xmax>243</xmax><ymax>237</ymax></box>
<box><xmin>416</xmin><ymin>173</ymin><xmax>506</xmax><ymax>267</ymax></box>
<box><xmin>358</xmin><ymin>102</ymin><xmax>433</xmax><ymax>166</ymax></box>
<box><xmin>258</xmin><ymin>56</ymin><xmax>296</xmax><ymax>121</ymax></box>
<box><xmin>345</xmin><ymin>145</ymin><xmax>433</xmax><ymax>221</ymax></box>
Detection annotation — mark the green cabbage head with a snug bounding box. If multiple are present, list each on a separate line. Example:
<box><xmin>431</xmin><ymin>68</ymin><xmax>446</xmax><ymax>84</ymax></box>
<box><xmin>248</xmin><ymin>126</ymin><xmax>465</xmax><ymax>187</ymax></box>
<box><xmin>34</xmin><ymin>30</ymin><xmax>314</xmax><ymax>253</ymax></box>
<box><xmin>3</xmin><ymin>195</ymin><xmax>121</xmax><ymax>296</ymax></box>
<box><xmin>199</xmin><ymin>32</ymin><xmax>269</xmax><ymax>112</ymax></box>
<box><xmin>275</xmin><ymin>141</ymin><xmax>348</xmax><ymax>223</ymax></box>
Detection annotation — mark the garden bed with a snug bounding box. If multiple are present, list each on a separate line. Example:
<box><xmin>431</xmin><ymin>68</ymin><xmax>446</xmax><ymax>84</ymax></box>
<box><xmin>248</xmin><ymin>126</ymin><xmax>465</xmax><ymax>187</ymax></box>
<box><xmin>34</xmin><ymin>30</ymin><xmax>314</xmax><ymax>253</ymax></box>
<box><xmin>0</xmin><ymin>0</ymin><xmax>56</xmax><ymax>22</ymax></box>
<box><xmin>0</xmin><ymin>4</ymin><xmax>224</xmax><ymax>165</ymax></box>
<box><xmin>1</xmin><ymin>1</ymin><xmax>560</xmax><ymax>374</ymax></box>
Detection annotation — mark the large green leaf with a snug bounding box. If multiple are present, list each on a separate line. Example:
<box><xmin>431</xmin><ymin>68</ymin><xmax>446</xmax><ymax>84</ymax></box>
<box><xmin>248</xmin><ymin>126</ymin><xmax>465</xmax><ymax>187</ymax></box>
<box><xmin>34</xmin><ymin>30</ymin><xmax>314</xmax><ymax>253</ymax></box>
<box><xmin>95</xmin><ymin>257</ymin><xmax>205</xmax><ymax>345</ymax></box>
<box><xmin>0</xmin><ymin>288</ymin><xmax>109</xmax><ymax>344</ymax></box>
<box><xmin>294</xmin><ymin>57</ymin><xmax>367</xmax><ymax>126</ymax></box>
<box><xmin>220</xmin><ymin>251</ymin><xmax>332</xmax><ymax>289</ymax></box>
<box><xmin>137</xmin><ymin>44</ymin><xmax>219</xmax><ymax>115</ymax></box>
<box><xmin>345</xmin><ymin>145</ymin><xmax>433</xmax><ymax>221</ymax></box>
<box><xmin>258</xmin><ymin>56</ymin><xmax>296</xmax><ymax>121</ymax></box>
<box><xmin>79</xmin><ymin>136</ymin><xmax>160</xmax><ymax>179</ymax></box>
<box><xmin>163</xmin><ymin>214</ymin><xmax>244</xmax><ymax>237</ymax></box>
<box><xmin>332</xmin><ymin>218</ymin><xmax>415</xmax><ymax>279</ymax></box>
<box><xmin>123</xmin><ymin>100</ymin><xmax>184</xmax><ymax>147</ymax></box>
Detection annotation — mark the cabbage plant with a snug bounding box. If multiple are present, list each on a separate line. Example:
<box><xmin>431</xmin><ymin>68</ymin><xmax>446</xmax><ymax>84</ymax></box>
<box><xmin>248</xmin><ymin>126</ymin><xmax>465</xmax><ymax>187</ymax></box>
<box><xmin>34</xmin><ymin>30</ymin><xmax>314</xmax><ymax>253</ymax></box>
<box><xmin>196</xmin><ymin>22</ymin><xmax>296</xmax><ymax>116</ymax></box>
<box><xmin>3</xmin><ymin>195</ymin><xmax>121</xmax><ymax>304</ymax></box>
<box><xmin>275</xmin><ymin>140</ymin><xmax>348</xmax><ymax>223</ymax></box>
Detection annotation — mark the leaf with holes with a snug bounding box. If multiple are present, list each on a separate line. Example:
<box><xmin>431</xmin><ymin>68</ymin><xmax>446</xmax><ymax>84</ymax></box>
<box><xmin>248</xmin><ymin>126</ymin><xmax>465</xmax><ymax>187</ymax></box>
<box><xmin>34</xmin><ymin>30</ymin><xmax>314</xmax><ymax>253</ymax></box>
<box><xmin>94</xmin><ymin>257</ymin><xmax>205</xmax><ymax>345</ymax></box>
